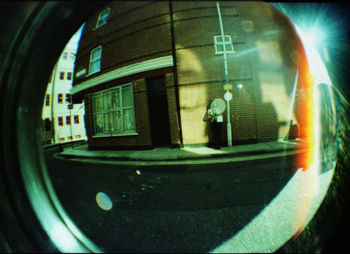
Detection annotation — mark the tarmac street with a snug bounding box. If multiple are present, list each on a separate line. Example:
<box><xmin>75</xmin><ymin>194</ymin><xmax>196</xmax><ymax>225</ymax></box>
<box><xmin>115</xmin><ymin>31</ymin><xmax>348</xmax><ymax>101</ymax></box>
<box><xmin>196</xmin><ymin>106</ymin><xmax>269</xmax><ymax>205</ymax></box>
<box><xmin>42</xmin><ymin>144</ymin><xmax>316</xmax><ymax>253</ymax></box>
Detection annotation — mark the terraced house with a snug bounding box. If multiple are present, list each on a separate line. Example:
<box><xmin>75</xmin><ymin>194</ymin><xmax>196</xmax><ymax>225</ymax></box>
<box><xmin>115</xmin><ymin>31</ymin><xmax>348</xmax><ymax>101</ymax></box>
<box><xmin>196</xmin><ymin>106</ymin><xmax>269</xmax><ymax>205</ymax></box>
<box><xmin>71</xmin><ymin>1</ymin><xmax>307</xmax><ymax>149</ymax></box>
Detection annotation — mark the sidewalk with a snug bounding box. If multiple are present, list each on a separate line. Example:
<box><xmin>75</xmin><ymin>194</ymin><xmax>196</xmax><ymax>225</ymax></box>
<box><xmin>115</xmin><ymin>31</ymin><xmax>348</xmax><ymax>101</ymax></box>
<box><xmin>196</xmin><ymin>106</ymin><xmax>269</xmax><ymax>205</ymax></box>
<box><xmin>57</xmin><ymin>139</ymin><xmax>308</xmax><ymax>162</ymax></box>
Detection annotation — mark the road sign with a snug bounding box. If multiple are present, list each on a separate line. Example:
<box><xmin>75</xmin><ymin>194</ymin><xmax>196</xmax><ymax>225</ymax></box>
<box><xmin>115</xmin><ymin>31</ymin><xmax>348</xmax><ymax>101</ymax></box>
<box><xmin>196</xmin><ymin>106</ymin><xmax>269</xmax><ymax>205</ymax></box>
<box><xmin>224</xmin><ymin>91</ymin><xmax>232</xmax><ymax>101</ymax></box>
<box><xmin>223</xmin><ymin>84</ymin><xmax>232</xmax><ymax>90</ymax></box>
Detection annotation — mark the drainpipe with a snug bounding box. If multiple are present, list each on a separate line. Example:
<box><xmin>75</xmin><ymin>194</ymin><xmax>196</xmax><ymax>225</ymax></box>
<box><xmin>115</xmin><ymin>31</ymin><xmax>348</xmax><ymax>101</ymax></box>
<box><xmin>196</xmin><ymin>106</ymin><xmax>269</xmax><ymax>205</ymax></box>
<box><xmin>216</xmin><ymin>1</ymin><xmax>232</xmax><ymax>147</ymax></box>
<box><xmin>169</xmin><ymin>0</ymin><xmax>184</xmax><ymax>147</ymax></box>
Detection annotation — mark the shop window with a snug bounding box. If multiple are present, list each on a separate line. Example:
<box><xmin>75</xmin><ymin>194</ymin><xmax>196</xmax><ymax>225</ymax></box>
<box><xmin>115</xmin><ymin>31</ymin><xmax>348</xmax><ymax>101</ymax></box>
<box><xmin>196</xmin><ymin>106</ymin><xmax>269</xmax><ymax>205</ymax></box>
<box><xmin>214</xmin><ymin>35</ymin><xmax>235</xmax><ymax>55</ymax></box>
<box><xmin>59</xmin><ymin>72</ymin><xmax>65</xmax><ymax>80</ymax></box>
<box><xmin>74</xmin><ymin>115</ymin><xmax>79</xmax><ymax>124</ymax></box>
<box><xmin>89</xmin><ymin>46</ymin><xmax>102</xmax><ymax>75</ymax></box>
<box><xmin>58</xmin><ymin>116</ymin><xmax>63</xmax><ymax>126</ymax></box>
<box><xmin>75</xmin><ymin>135</ymin><xmax>81</xmax><ymax>139</ymax></box>
<box><xmin>58</xmin><ymin>93</ymin><xmax>63</xmax><ymax>104</ymax></box>
<box><xmin>45</xmin><ymin>94</ymin><xmax>50</xmax><ymax>106</ymax></box>
<box><xmin>59</xmin><ymin>137</ymin><xmax>65</xmax><ymax>142</ymax></box>
<box><xmin>92</xmin><ymin>83</ymin><xmax>136</xmax><ymax>135</ymax></box>
<box><xmin>96</xmin><ymin>8</ymin><xmax>110</xmax><ymax>29</ymax></box>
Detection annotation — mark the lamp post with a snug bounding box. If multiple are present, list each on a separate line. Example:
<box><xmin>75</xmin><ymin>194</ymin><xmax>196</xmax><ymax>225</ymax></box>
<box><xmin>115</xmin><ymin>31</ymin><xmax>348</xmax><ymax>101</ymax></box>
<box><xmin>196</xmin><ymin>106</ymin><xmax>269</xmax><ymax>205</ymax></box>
<box><xmin>217</xmin><ymin>1</ymin><xmax>233</xmax><ymax>147</ymax></box>
<box><xmin>224</xmin><ymin>91</ymin><xmax>233</xmax><ymax>146</ymax></box>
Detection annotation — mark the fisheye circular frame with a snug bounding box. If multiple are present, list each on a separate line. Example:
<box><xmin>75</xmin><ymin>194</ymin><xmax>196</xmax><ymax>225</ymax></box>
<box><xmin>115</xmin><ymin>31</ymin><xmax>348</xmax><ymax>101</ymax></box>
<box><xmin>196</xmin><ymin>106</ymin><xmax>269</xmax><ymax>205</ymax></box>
<box><xmin>0</xmin><ymin>1</ymin><xmax>347</xmax><ymax>253</ymax></box>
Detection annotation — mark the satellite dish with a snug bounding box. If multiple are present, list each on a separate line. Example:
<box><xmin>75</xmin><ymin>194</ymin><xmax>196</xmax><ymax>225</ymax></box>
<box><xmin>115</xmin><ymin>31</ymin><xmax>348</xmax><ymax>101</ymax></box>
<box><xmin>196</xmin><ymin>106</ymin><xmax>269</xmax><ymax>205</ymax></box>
<box><xmin>211</xmin><ymin>98</ymin><xmax>226</xmax><ymax>114</ymax></box>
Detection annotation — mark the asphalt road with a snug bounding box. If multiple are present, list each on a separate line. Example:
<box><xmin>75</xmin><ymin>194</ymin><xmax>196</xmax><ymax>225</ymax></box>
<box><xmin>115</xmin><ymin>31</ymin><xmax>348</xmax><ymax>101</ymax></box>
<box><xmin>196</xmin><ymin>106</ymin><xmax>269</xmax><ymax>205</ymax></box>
<box><xmin>44</xmin><ymin>147</ymin><xmax>300</xmax><ymax>253</ymax></box>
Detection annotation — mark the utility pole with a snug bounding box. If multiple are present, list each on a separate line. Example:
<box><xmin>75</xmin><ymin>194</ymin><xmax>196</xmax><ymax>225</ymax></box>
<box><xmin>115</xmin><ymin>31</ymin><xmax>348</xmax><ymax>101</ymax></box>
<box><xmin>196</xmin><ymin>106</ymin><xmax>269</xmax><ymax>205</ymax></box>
<box><xmin>216</xmin><ymin>1</ymin><xmax>232</xmax><ymax>147</ymax></box>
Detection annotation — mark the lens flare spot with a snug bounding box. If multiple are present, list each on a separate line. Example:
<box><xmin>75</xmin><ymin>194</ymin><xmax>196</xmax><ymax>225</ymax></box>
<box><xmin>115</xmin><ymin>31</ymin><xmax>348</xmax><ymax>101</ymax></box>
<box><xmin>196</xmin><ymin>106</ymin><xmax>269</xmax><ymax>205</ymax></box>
<box><xmin>96</xmin><ymin>192</ymin><xmax>113</xmax><ymax>211</ymax></box>
<box><xmin>136</xmin><ymin>169</ymin><xmax>141</xmax><ymax>175</ymax></box>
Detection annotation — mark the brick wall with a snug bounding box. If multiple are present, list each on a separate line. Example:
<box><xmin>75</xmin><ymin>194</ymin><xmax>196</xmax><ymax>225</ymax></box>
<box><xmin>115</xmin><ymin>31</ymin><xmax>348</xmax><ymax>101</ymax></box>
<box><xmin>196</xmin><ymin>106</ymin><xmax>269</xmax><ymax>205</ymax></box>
<box><xmin>75</xmin><ymin>1</ymin><xmax>303</xmax><ymax>148</ymax></box>
<box><xmin>174</xmin><ymin>1</ymin><xmax>300</xmax><ymax>145</ymax></box>
<box><xmin>74</xmin><ymin>1</ymin><xmax>172</xmax><ymax>86</ymax></box>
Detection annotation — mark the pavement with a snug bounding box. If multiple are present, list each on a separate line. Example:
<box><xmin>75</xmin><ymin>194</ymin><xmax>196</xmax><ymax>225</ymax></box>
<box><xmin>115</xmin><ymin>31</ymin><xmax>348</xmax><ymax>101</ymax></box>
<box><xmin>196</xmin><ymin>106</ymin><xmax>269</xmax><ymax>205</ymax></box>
<box><xmin>56</xmin><ymin>138</ymin><xmax>308</xmax><ymax>163</ymax></box>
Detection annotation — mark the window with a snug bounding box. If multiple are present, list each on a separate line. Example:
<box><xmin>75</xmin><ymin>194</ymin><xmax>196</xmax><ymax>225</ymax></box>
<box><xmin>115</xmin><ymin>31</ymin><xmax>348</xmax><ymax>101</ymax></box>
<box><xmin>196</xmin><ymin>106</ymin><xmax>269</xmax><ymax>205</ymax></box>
<box><xmin>67</xmin><ymin>136</ymin><xmax>72</xmax><ymax>141</ymax></box>
<box><xmin>59</xmin><ymin>137</ymin><xmax>65</xmax><ymax>142</ymax></box>
<box><xmin>62</xmin><ymin>52</ymin><xmax>68</xmax><ymax>60</ymax></box>
<box><xmin>45</xmin><ymin>94</ymin><xmax>50</xmax><ymax>106</ymax></box>
<box><xmin>58</xmin><ymin>94</ymin><xmax>63</xmax><ymax>104</ymax></box>
<box><xmin>67</xmin><ymin>72</ymin><xmax>72</xmax><ymax>80</ymax></box>
<box><xmin>89</xmin><ymin>46</ymin><xmax>102</xmax><ymax>75</ymax></box>
<box><xmin>214</xmin><ymin>35</ymin><xmax>235</xmax><ymax>55</ymax></box>
<box><xmin>65</xmin><ymin>94</ymin><xmax>71</xmax><ymax>104</ymax></box>
<box><xmin>69</xmin><ymin>53</ymin><xmax>76</xmax><ymax>61</ymax></box>
<box><xmin>66</xmin><ymin>116</ymin><xmax>71</xmax><ymax>125</ymax></box>
<box><xmin>74</xmin><ymin>115</ymin><xmax>79</xmax><ymax>124</ymax></box>
<box><xmin>75</xmin><ymin>135</ymin><xmax>81</xmax><ymax>139</ymax></box>
<box><xmin>96</xmin><ymin>8</ymin><xmax>110</xmax><ymax>29</ymax></box>
<box><xmin>58</xmin><ymin>117</ymin><xmax>64</xmax><ymax>126</ymax></box>
<box><xmin>59</xmin><ymin>72</ymin><xmax>65</xmax><ymax>80</ymax></box>
<box><xmin>92</xmin><ymin>83</ymin><xmax>136</xmax><ymax>135</ymax></box>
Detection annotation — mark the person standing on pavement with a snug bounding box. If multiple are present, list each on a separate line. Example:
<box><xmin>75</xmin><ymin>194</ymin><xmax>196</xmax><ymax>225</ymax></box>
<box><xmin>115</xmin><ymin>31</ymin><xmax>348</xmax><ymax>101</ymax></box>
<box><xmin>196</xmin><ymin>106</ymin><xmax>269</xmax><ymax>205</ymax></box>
<box><xmin>204</xmin><ymin>106</ymin><xmax>223</xmax><ymax>149</ymax></box>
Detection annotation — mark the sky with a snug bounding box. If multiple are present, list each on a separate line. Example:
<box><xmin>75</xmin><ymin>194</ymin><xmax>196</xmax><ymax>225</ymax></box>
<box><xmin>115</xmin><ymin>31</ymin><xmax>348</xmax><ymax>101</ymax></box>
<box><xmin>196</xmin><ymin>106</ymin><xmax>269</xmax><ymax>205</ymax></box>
<box><xmin>271</xmin><ymin>2</ymin><xmax>350</xmax><ymax>99</ymax></box>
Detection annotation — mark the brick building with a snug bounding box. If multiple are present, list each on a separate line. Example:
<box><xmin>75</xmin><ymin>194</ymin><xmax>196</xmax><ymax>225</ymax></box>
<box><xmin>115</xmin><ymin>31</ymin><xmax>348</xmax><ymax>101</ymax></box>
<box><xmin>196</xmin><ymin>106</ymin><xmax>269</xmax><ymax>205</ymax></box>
<box><xmin>71</xmin><ymin>1</ymin><xmax>306</xmax><ymax>149</ymax></box>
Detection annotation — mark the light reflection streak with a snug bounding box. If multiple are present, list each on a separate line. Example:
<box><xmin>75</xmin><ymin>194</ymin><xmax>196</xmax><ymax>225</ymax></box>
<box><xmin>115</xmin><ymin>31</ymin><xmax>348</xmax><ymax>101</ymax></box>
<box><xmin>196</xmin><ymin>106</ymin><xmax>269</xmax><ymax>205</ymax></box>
<box><xmin>284</xmin><ymin>67</ymin><xmax>299</xmax><ymax>139</ymax></box>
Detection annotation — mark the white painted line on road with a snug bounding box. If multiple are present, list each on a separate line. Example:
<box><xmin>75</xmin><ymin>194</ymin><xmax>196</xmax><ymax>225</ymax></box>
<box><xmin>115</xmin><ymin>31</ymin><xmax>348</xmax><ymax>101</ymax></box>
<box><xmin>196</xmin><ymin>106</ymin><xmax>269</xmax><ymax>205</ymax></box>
<box><xmin>53</xmin><ymin>149</ymin><xmax>308</xmax><ymax>166</ymax></box>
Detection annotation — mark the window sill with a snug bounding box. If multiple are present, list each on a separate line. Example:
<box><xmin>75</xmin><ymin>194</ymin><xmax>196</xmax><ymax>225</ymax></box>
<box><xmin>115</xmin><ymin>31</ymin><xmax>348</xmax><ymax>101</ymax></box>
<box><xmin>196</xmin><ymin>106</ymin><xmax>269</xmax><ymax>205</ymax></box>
<box><xmin>215</xmin><ymin>51</ymin><xmax>236</xmax><ymax>55</ymax></box>
<box><xmin>92</xmin><ymin>131</ymin><xmax>138</xmax><ymax>138</ymax></box>
<box><xmin>85</xmin><ymin>71</ymin><xmax>100</xmax><ymax>78</ymax></box>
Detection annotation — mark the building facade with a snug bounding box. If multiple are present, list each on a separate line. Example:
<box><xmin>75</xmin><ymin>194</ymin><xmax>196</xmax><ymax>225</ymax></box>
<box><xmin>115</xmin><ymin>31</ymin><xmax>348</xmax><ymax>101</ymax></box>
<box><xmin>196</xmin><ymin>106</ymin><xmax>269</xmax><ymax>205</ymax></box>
<box><xmin>42</xmin><ymin>32</ymin><xmax>87</xmax><ymax>145</ymax></box>
<box><xmin>72</xmin><ymin>1</ymin><xmax>308</xmax><ymax>149</ymax></box>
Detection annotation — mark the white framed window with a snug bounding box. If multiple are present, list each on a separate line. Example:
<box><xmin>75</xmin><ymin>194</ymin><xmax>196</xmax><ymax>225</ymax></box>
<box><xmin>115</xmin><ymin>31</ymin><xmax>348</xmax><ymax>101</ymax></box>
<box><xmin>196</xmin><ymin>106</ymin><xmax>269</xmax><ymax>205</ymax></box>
<box><xmin>74</xmin><ymin>115</ymin><xmax>80</xmax><ymax>124</ymax></box>
<box><xmin>89</xmin><ymin>46</ymin><xmax>102</xmax><ymax>75</ymax></box>
<box><xmin>96</xmin><ymin>8</ymin><xmax>110</xmax><ymax>29</ymax></box>
<box><xmin>45</xmin><ymin>94</ymin><xmax>50</xmax><ymax>106</ymax></box>
<box><xmin>214</xmin><ymin>35</ymin><xmax>235</xmax><ymax>55</ymax></box>
<box><xmin>58</xmin><ymin>116</ymin><xmax>64</xmax><ymax>126</ymax></box>
<box><xmin>67</xmin><ymin>72</ymin><xmax>72</xmax><ymax>80</ymax></box>
<box><xmin>58</xmin><ymin>93</ymin><xmax>63</xmax><ymax>104</ymax></box>
<box><xmin>66</xmin><ymin>116</ymin><xmax>71</xmax><ymax>125</ymax></box>
<box><xmin>92</xmin><ymin>83</ymin><xmax>136</xmax><ymax>136</ymax></box>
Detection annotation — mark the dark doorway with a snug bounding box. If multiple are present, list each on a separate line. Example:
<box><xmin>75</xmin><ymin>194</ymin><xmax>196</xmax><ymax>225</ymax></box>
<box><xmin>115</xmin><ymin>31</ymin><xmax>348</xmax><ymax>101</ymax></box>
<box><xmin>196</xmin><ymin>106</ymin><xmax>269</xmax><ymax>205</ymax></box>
<box><xmin>146</xmin><ymin>75</ymin><xmax>171</xmax><ymax>146</ymax></box>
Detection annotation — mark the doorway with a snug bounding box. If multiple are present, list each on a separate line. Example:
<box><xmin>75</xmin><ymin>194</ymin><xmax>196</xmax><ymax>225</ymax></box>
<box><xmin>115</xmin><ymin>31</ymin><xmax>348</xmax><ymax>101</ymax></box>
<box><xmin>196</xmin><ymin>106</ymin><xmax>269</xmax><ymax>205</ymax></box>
<box><xmin>146</xmin><ymin>75</ymin><xmax>171</xmax><ymax>146</ymax></box>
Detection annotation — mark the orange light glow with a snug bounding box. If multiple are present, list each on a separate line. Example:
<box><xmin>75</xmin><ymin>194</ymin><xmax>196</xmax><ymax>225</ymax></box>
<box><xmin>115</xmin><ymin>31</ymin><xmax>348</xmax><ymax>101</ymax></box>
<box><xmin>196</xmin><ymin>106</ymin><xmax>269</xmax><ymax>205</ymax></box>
<box><xmin>293</xmin><ymin>28</ymin><xmax>319</xmax><ymax>236</ymax></box>
<box><xmin>295</xmin><ymin>40</ymin><xmax>315</xmax><ymax>172</ymax></box>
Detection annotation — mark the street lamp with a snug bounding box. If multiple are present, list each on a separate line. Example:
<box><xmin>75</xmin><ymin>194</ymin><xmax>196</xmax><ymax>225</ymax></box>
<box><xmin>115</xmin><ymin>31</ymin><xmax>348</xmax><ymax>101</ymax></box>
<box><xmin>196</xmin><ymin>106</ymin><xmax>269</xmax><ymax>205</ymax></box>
<box><xmin>216</xmin><ymin>1</ymin><xmax>233</xmax><ymax>147</ymax></box>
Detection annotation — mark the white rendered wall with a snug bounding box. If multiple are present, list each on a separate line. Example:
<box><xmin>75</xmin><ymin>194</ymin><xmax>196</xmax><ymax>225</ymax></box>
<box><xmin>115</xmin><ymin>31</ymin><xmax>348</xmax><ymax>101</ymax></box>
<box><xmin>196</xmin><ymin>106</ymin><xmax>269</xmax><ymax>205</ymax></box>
<box><xmin>42</xmin><ymin>26</ymin><xmax>87</xmax><ymax>144</ymax></box>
